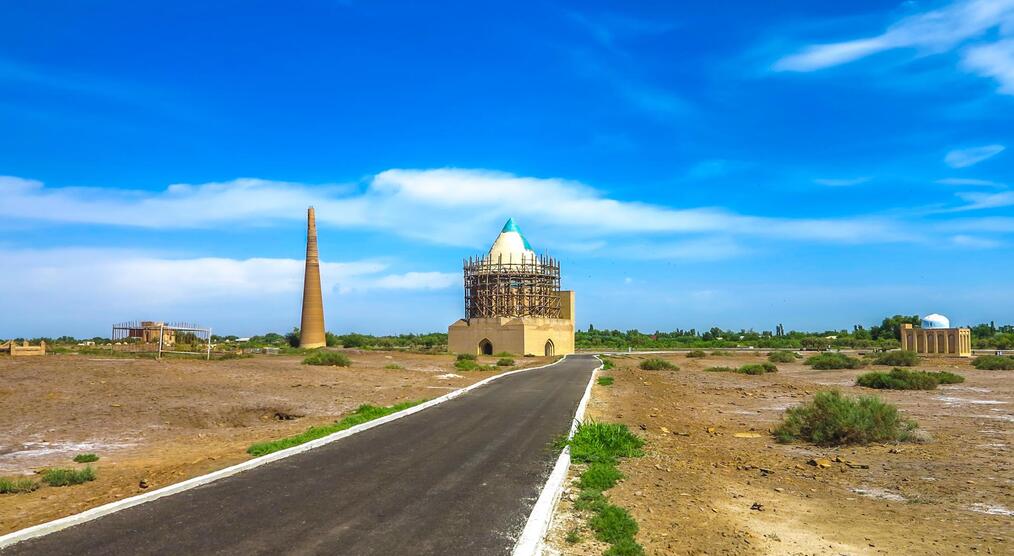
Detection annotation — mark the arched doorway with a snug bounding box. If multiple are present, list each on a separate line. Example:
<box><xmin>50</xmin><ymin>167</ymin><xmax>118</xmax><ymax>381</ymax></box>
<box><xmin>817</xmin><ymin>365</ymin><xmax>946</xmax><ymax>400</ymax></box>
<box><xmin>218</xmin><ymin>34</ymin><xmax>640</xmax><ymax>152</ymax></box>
<box><xmin>478</xmin><ymin>338</ymin><xmax>493</xmax><ymax>355</ymax></box>
<box><xmin>544</xmin><ymin>339</ymin><xmax>555</xmax><ymax>356</ymax></box>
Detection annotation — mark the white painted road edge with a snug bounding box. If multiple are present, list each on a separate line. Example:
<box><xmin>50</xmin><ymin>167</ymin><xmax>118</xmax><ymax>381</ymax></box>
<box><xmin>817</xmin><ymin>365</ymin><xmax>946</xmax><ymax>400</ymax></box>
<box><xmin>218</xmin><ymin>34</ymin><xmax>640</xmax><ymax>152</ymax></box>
<box><xmin>0</xmin><ymin>354</ymin><xmax>573</xmax><ymax>550</ymax></box>
<box><xmin>512</xmin><ymin>355</ymin><xmax>601</xmax><ymax>556</ymax></box>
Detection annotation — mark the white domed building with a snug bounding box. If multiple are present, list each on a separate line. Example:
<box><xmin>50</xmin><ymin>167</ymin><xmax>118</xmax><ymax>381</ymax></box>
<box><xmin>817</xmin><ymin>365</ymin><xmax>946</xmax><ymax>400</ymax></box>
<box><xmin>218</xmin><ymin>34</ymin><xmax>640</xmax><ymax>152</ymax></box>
<box><xmin>901</xmin><ymin>313</ymin><xmax>971</xmax><ymax>357</ymax></box>
<box><xmin>448</xmin><ymin>218</ymin><xmax>575</xmax><ymax>356</ymax></box>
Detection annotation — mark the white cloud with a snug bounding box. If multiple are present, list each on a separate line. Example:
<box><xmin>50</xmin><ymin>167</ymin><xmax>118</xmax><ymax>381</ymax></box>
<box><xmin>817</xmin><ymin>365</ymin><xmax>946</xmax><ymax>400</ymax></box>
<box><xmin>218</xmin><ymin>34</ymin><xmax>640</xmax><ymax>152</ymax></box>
<box><xmin>0</xmin><ymin>169</ymin><xmax>916</xmax><ymax>249</ymax></box>
<box><xmin>950</xmin><ymin>234</ymin><xmax>1003</xmax><ymax>248</ymax></box>
<box><xmin>814</xmin><ymin>177</ymin><xmax>871</xmax><ymax>187</ymax></box>
<box><xmin>954</xmin><ymin>190</ymin><xmax>1014</xmax><ymax>210</ymax></box>
<box><xmin>773</xmin><ymin>0</ymin><xmax>1014</xmax><ymax>94</ymax></box>
<box><xmin>936</xmin><ymin>177</ymin><xmax>1006</xmax><ymax>187</ymax></box>
<box><xmin>945</xmin><ymin>144</ymin><xmax>1006</xmax><ymax>167</ymax></box>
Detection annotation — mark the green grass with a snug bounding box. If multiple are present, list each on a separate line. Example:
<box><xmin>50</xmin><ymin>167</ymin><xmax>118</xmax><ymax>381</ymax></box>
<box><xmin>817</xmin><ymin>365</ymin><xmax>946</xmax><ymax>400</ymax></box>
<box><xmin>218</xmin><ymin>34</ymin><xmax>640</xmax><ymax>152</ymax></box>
<box><xmin>302</xmin><ymin>351</ymin><xmax>351</xmax><ymax>366</ymax></box>
<box><xmin>455</xmin><ymin>353</ymin><xmax>477</xmax><ymax>361</ymax></box>
<box><xmin>601</xmin><ymin>357</ymin><xmax>615</xmax><ymax>370</ymax></box>
<box><xmin>706</xmin><ymin>363</ymin><xmax>776</xmax><ymax>375</ymax></box>
<box><xmin>494</xmin><ymin>351</ymin><xmax>514</xmax><ymax>358</ymax></box>
<box><xmin>972</xmin><ymin>354</ymin><xmax>1014</xmax><ymax>370</ymax></box>
<box><xmin>590</xmin><ymin>504</ymin><xmax>639</xmax><ymax>544</ymax></box>
<box><xmin>767</xmin><ymin>351</ymin><xmax>797</xmax><ymax>363</ymax></box>
<box><xmin>0</xmin><ymin>477</ymin><xmax>39</xmax><ymax>494</ymax></box>
<box><xmin>774</xmin><ymin>390</ymin><xmax>918</xmax><ymax>446</ymax></box>
<box><xmin>805</xmin><ymin>352</ymin><xmax>864</xmax><ymax>370</ymax></box>
<box><xmin>604</xmin><ymin>537</ymin><xmax>646</xmax><ymax>556</ymax></box>
<box><xmin>574</xmin><ymin>488</ymin><xmax>608</xmax><ymax>511</ymax></box>
<box><xmin>72</xmin><ymin>453</ymin><xmax>99</xmax><ymax>463</ymax></box>
<box><xmin>686</xmin><ymin>349</ymin><xmax>707</xmax><ymax>358</ymax></box>
<box><xmin>565</xmin><ymin>529</ymin><xmax>582</xmax><ymax>544</ymax></box>
<box><xmin>597</xmin><ymin>376</ymin><xmax>615</xmax><ymax>386</ymax></box>
<box><xmin>579</xmin><ymin>461</ymin><xmax>624</xmax><ymax>490</ymax></box>
<box><xmin>383</xmin><ymin>363</ymin><xmax>402</xmax><ymax>370</ymax></box>
<box><xmin>567</xmin><ymin>422</ymin><xmax>645</xmax><ymax>464</ymax></box>
<box><xmin>639</xmin><ymin>358</ymin><xmax>678</xmax><ymax>371</ymax></box>
<box><xmin>454</xmin><ymin>358</ymin><xmax>493</xmax><ymax>371</ymax></box>
<box><xmin>247</xmin><ymin>400</ymin><xmax>426</xmax><ymax>456</ymax></box>
<box><xmin>873</xmin><ymin>350</ymin><xmax>920</xmax><ymax>367</ymax></box>
<box><xmin>856</xmin><ymin>368</ymin><xmax>939</xmax><ymax>390</ymax></box>
<box><xmin>496</xmin><ymin>357</ymin><xmax>515</xmax><ymax>367</ymax></box>
<box><xmin>41</xmin><ymin>466</ymin><xmax>96</xmax><ymax>487</ymax></box>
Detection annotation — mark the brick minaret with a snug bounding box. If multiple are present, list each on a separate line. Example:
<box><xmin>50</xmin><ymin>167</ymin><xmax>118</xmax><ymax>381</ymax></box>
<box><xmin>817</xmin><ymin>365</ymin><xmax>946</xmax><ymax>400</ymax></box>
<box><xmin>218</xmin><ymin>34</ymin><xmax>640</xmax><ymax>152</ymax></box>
<box><xmin>299</xmin><ymin>207</ymin><xmax>327</xmax><ymax>348</ymax></box>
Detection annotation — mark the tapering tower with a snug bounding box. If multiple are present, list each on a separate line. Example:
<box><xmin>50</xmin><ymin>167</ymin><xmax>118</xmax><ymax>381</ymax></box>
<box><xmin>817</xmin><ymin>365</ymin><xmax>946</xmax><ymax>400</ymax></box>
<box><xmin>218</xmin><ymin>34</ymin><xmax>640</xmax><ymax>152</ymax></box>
<box><xmin>299</xmin><ymin>207</ymin><xmax>327</xmax><ymax>348</ymax></box>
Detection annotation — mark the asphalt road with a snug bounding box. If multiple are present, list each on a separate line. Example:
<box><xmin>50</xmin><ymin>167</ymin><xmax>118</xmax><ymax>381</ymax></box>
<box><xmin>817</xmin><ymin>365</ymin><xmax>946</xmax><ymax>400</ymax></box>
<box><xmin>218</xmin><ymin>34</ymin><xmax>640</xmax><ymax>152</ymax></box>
<box><xmin>4</xmin><ymin>355</ymin><xmax>598</xmax><ymax>556</ymax></box>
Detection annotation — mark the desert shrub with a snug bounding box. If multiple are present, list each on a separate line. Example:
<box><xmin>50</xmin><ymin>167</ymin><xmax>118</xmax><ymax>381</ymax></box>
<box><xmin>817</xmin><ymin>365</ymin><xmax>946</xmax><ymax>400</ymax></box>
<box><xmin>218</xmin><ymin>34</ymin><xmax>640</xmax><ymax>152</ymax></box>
<box><xmin>686</xmin><ymin>350</ymin><xmax>707</xmax><ymax>358</ymax></box>
<box><xmin>639</xmin><ymin>358</ymin><xmax>678</xmax><ymax>371</ymax></box>
<box><xmin>873</xmin><ymin>350</ymin><xmax>920</xmax><ymax>367</ymax></box>
<box><xmin>704</xmin><ymin>366</ymin><xmax>737</xmax><ymax>373</ymax></box>
<box><xmin>931</xmin><ymin>370</ymin><xmax>965</xmax><ymax>384</ymax></box>
<box><xmin>567</xmin><ymin>422</ymin><xmax>645</xmax><ymax>464</ymax></box>
<box><xmin>302</xmin><ymin>351</ymin><xmax>351</xmax><ymax>367</ymax></box>
<box><xmin>856</xmin><ymin>368</ymin><xmax>939</xmax><ymax>390</ymax></box>
<box><xmin>972</xmin><ymin>355</ymin><xmax>1014</xmax><ymax>370</ymax></box>
<box><xmin>579</xmin><ymin>461</ymin><xmax>624</xmax><ymax>490</ymax></box>
<box><xmin>774</xmin><ymin>390</ymin><xmax>917</xmax><ymax>446</ymax></box>
<box><xmin>0</xmin><ymin>478</ymin><xmax>39</xmax><ymax>494</ymax></box>
<box><xmin>805</xmin><ymin>352</ymin><xmax>863</xmax><ymax>370</ymax></box>
<box><xmin>42</xmin><ymin>466</ymin><xmax>96</xmax><ymax>486</ymax></box>
<box><xmin>73</xmin><ymin>453</ymin><xmax>99</xmax><ymax>463</ymax></box>
<box><xmin>597</xmin><ymin>376</ymin><xmax>614</xmax><ymax>386</ymax></box>
<box><xmin>496</xmin><ymin>358</ymin><xmax>515</xmax><ymax>367</ymax></box>
<box><xmin>767</xmin><ymin>351</ymin><xmax>797</xmax><ymax>363</ymax></box>
<box><xmin>739</xmin><ymin>362</ymin><xmax>777</xmax><ymax>375</ymax></box>
<box><xmin>455</xmin><ymin>359</ymin><xmax>483</xmax><ymax>371</ymax></box>
<box><xmin>590</xmin><ymin>504</ymin><xmax>639</xmax><ymax>544</ymax></box>
<box><xmin>455</xmin><ymin>353</ymin><xmax>477</xmax><ymax>361</ymax></box>
<box><xmin>383</xmin><ymin>363</ymin><xmax>402</xmax><ymax>370</ymax></box>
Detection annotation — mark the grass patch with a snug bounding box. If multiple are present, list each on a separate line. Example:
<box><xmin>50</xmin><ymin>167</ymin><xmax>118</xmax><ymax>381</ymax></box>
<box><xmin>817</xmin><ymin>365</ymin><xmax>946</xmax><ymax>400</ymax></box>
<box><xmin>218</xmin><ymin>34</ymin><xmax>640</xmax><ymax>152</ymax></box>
<box><xmin>454</xmin><ymin>358</ymin><xmax>494</xmax><ymax>371</ymax></box>
<box><xmin>579</xmin><ymin>461</ymin><xmax>624</xmax><ymax>490</ymax></box>
<box><xmin>601</xmin><ymin>357</ymin><xmax>615</xmax><ymax>370</ymax></box>
<box><xmin>496</xmin><ymin>357</ymin><xmax>515</xmax><ymax>367</ymax></box>
<box><xmin>805</xmin><ymin>352</ymin><xmax>864</xmax><ymax>370</ymax></box>
<box><xmin>574</xmin><ymin>488</ymin><xmax>608</xmax><ymax>511</ymax></box>
<box><xmin>567</xmin><ymin>422</ymin><xmax>645</xmax><ymax>464</ymax></box>
<box><xmin>931</xmin><ymin>370</ymin><xmax>965</xmax><ymax>384</ymax></box>
<box><xmin>565</xmin><ymin>529</ymin><xmax>582</xmax><ymax>544</ymax></box>
<box><xmin>247</xmin><ymin>400</ymin><xmax>426</xmax><ymax>456</ymax></box>
<box><xmin>686</xmin><ymin>349</ymin><xmax>707</xmax><ymax>358</ymax></box>
<box><xmin>774</xmin><ymin>390</ymin><xmax>917</xmax><ymax>446</ymax></box>
<box><xmin>972</xmin><ymin>355</ymin><xmax>1014</xmax><ymax>370</ymax></box>
<box><xmin>590</xmin><ymin>504</ymin><xmax>639</xmax><ymax>544</ymax></box>
<box><xmin>639</xmin><ymin>358</ymin><xmax>678</xmax><ymax>371</ymax></box>
<box><xmin>0</xmin><ymin>477</ymin><xmax>39</xmax><ymax>494</ymax></box>
<box><xmin>456</xmin><ymin>353</ymin><xmax>476</xmax><ymax>361</ymax></box>
<box><xmin>597</xmin><ymin>376</ymin><xmax>615</xmax><ymax>386</ymax></box>
<box><xmin>705</xmin><ymin>363</ymin><xmax>776</xmax><ymax>375</ymax></box>
<box><xmin>72</xmin><ymin>453</ymin><xmax>99</xmax><ymax>463</ymax></box>
<box><xmin>873</xmin><ymin>350</ymin><xmax>920</xmax><ymax>367</ymax></box>
<box><xmin>604</xmin><ymin>537</ymin><xmax>646</xmax><ymax>556</ymax></box>
<box><xmin>767</xmin><ymin>351</ymin><xmax>797</xmax><ymax>363</ymax></box>
<box><xmin>302</xmin><ymin>351</ymin><xmax>351</xmax><ymax>366</ymax></box>
<box><xmin>42</xmin><ymin>466</ymin><xmax>96</xmax><ymax>487</ymax></box>
<box><xmin>857</xmin><ymin>368</ymin><xmax>966</xmax><ymax>390</ymax></box>
<box><xmin>383</xmin><ymin>363</ymin><xmax>402</xmax><ymax>370</ymax></box>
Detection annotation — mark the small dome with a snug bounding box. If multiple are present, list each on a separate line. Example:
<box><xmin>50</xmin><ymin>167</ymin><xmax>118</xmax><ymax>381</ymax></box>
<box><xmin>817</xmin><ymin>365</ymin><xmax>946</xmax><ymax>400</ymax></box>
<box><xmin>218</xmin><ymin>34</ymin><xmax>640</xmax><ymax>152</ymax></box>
<box><xmin>486</xmin><ymin>218</ymin><xmax>536</xmax><ymax>264</ymax></box>
<box><xmin>921</xmin><ymin>314</ymin><xmax>950</xmax><ymax>329</ymax></box>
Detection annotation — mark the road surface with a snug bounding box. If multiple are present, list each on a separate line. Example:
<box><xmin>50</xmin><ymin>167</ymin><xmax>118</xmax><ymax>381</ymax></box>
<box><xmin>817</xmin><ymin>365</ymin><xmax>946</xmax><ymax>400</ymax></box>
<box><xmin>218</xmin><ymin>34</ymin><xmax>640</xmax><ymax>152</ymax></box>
<box><xmin>4</xmin><ymin>355</ymin><xmax>598</xmax><ymax>556</ymax></box>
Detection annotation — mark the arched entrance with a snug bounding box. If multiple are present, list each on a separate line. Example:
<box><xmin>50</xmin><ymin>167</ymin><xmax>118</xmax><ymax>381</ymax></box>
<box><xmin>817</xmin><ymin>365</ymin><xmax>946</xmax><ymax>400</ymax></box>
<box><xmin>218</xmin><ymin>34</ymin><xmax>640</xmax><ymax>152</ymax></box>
<box><xmin>478</xmin><ymin>338</ymin><xmax>493</xmax><ymax>355</ymax></box>
<box><xmin>544</xmin><ymin>339</ymin><xmax>555</xmax><ymax>356</ymax></box>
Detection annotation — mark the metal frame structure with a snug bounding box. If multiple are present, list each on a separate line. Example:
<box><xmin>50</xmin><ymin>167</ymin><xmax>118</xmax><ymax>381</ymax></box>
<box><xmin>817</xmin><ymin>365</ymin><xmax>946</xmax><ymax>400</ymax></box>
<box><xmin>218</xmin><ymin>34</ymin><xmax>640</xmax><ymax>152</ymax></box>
<box><xmin>463</xmin><ymin>254</ymin><xmax>561</xmax><ymax>319</ymax></box>
<box><xmin>111</xmin><ymin>321</ymin><xmax>212</xmax><ymax>360</ymax></box>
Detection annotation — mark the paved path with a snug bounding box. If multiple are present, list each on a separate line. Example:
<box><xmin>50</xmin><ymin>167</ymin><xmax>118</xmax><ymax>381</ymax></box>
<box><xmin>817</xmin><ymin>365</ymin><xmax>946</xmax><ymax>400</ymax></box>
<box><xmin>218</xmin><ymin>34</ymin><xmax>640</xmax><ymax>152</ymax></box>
<box><xmin>4</xmin><ymin>355</ymin><xmax>598</xmax><ymax>556</ymax></box>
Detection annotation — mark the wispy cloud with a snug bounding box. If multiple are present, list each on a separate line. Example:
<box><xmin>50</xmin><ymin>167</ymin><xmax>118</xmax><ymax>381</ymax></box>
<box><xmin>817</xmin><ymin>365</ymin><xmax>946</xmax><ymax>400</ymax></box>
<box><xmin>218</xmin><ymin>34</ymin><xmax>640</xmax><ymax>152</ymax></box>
<box><xmin>954</xmin><ymin>190</ymin><xmax>1014</xmax><ymax>211</ymax></box>
<box><xmin>0</xmin><ymin>169</ymin><xmax>916</xmax><ymax>251</ymax></box>
<box><xmin>936</xmin><ymin>177</ymin><xmax>1006</xmax><ymax>187</ymax></box>
<box><xmin>814</xmin><ymin>177</ymin><xmax>871</xmax><ymax>187</ymax></box>
<box><xmin>772</xmin><ymin>0</ymin><xmax>1014</xmax><ymax>94</ymax></box>
<box><xmin>950</xmin><ymin>234</ymin><xmax>1003</xmax><ymax>248</ymax></box>
<box><xmin>944</xmin><ymin>144</ymin><xmax>1005</xmax><ymax>168</ymax></box>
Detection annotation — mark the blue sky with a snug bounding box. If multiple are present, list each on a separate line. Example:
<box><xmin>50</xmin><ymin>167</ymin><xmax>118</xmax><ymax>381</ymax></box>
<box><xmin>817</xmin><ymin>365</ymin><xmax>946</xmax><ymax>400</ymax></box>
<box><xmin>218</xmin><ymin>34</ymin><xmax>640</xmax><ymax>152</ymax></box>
<box><xmin>2</xmin><ymin>0</ymin><xmax>1013</xmax><ymax>337</ymax></box>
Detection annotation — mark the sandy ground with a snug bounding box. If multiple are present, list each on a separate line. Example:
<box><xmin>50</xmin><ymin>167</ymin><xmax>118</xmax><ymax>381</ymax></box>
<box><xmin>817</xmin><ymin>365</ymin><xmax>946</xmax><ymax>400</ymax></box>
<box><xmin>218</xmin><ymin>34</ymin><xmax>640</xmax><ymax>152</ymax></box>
<box><xmin>547</xmin><ymin>351</ymin><xmax>1012</xmax><ymax>555</ymax></box>
<box><xmin>0</xmin><ymin>350</ymin><xmax>552</xmax><ymax>535</ymax></box>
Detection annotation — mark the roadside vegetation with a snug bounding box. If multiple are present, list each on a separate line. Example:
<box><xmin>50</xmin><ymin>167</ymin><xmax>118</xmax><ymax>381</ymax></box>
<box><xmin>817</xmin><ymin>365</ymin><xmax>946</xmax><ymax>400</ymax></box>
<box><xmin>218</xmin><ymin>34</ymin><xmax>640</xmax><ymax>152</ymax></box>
<box><xmin>247</xmin><ymin>400</ymin><xmax>426</xmax><ymax>457</ymax></box>
<box><xmin>872</xmin><ymin>350</ymin><xmax>920</xmax><ymax>366</ymax></box>
<box><xmin>774</xmin><ymin>390</ymin><xmax>918</xmax><ymax>446</ymax></box>
<box><xmin>496</xmin><ymin>357</ymin><xmax>515</xmax><ymax>367</ymax></box>
<box><xmin>601</xmin><ymin>357</ymin><xmax>615</xmax><ymax>370</ymax></box>
<box><xmin>302</xmin><ymin>351</ymin><xmax>351</xmax><ymax>367</ymax></box>
<box><xmin>42</xmin><ymin>466</ymin><xmax>96</xmax><ymax>487</ymax></box>
<box><xmin>856</xmin><ymin>368</ymin><xmax>965</xmax><ymax>390</ymax></box>
<box><xmin>597</xmin><ymin>376</ymin><xmax>614</xmax><ymax>386</ymax></box>
<box><xmin>767</xmin><ymin>351</ymin><xmax>798</xmax><ymax>363</ymax></box>
<box><xmin>639</xmin><ymin>358</ymin><xmax>678</xmax><ymax>371</ymax></box>
<box><xmin>72</xmin><ymin>453</ymin><xmax>99</xmax><ymax>463</ymax></box>
<box><xmin>685</xmin><ymin>350</ymin><xmax>707</xmax><ymax>358</ymax></box>
<box><xmin>454</xmin><ymin>353</ymin><xmax>495</xmax><ymax>371</ymax></box>
<box><xmin>562</xmin><ymin>422</ymin><xmax>645</xmax><ymax>555</ymax></box>
<box><xmin>805</xmin><ymin>352</ymin><xmax>864</xmax><ymax>370</ymax></box>
<box><xmin>705</xmin><ymin>362</ymin><xmax>777</xmax><ymax>375</ymax></box>
<box><xmin>972</xmin><ymin>354</ymin><xmax>1014</xmax><ymax>370</ymax></box>
<box><xmin>0</xmin><ymin>477</ymin><xmax>39</xmax><ymax>494</ymax></box>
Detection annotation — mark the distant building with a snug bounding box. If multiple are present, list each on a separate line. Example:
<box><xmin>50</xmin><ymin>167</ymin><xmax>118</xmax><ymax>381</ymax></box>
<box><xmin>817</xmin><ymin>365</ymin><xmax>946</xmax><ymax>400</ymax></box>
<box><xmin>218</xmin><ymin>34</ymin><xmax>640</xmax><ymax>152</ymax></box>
<box><xmin>900</xmin><ymin>314</ymin><xmax>971</xmax><ymax>357</ymax></box>
<box><xmin>448</xmin><ymin>218</ymin><xmax>575</xmax><ymax>356</ymax></box>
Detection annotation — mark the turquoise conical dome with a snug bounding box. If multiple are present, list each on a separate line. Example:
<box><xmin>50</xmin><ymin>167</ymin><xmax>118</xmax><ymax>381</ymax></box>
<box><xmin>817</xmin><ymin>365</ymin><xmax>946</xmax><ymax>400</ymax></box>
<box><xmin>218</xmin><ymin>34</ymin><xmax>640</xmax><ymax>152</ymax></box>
<box><xmin>487</xmin><ymin>218</ymin><xmax>536</xmax><ymax>263</ymax></box>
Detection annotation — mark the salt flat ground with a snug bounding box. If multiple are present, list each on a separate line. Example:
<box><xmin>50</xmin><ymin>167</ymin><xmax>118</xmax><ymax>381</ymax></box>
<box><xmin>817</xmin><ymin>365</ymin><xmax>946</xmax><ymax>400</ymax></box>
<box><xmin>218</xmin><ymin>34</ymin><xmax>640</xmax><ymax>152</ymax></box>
<box><xmin>0</xmin><ymin>351</ymin><xmax>552</xmax><ymax>534</ymax></box>
<box><xmin>547</xmin><ymin>351</ymin><xmax>1012</xmax><ymax>555</ymax></box>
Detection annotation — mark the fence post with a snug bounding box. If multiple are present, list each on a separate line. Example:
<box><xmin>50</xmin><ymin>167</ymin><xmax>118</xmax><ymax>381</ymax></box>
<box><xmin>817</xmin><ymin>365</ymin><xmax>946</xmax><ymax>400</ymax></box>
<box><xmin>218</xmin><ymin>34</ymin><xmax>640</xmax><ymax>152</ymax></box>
<box><xmin>158</xmin><ymin>324</ymin><xmax>164</xmax><ymax>360</ymax></box>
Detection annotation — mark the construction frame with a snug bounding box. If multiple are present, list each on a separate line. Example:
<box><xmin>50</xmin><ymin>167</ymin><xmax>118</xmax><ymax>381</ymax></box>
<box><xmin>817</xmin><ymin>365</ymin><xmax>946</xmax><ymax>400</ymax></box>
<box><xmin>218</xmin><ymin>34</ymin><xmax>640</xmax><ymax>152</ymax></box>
<box><xmin>111</xmin><ymin>321</ymin><xmax>212</xmax><ymax>360</ymax></box>
<box><xmin>463</xmin><ymin>254</ymin><xmax>562</xmax><ymax>319</ymax></box>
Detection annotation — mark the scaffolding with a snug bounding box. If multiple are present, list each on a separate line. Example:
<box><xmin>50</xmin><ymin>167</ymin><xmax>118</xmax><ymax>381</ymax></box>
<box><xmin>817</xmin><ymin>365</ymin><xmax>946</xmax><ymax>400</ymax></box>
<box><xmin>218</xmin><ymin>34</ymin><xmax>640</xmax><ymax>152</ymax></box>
<box><xmin>111</xmin><ymin>321</ymin><xmax>211</xmax><ymax>360</ymax></box>
<box><xmin>463</xmin><ymin>253</ymin><xmax>561</xmax><ymax>319</ymax></box>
